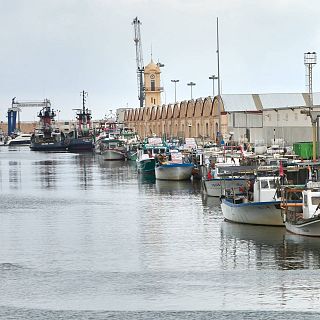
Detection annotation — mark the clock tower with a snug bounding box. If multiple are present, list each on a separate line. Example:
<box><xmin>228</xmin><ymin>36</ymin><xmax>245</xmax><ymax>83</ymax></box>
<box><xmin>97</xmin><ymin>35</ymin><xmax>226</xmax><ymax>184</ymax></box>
<box><xmin>144</xmin><ymin>59</ymin><xmax>163</xmax><ymax>108</ymax></box>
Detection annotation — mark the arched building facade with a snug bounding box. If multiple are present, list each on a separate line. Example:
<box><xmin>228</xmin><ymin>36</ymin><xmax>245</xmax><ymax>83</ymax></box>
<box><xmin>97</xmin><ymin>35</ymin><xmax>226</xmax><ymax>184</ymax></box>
<box><xmin>124</xmin><ymin>92</ymin><xmax>320</xmax><ymax>144</ymax></box>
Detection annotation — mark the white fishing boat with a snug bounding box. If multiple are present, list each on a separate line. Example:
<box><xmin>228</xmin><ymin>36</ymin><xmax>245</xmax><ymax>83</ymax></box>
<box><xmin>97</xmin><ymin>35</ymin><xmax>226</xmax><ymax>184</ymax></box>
<box><xmin>281</xmin><ymin>181</ymin><xmax>320</xmax><ymax>237</ymax></box>
<box><xmin>155</xmin><ymin>151</ymin><xmax>194</xmax><ymax>181</ymax></box>
<box><xmin>221</xmin><ymin>176</ymin><xmax>284</xmax><ymax>226</ymax></box>
<box><xmin>203</xmin><ymin>164</ymin><xmax>252</xmax><ymax>197</ymax></box>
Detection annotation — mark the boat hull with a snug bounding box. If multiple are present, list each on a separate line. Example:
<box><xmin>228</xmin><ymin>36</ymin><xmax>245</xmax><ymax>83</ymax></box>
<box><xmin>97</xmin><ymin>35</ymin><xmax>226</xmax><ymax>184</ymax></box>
<box><xmin>67</xmin><ymin>138</ymin><xmax>94</xmax><ymax>152</ymax></box>
<box><xmin>221</xmin><ymin>199</ymin><xmax>284</xmax><ymax>226</ymax></box>
<box><xmin>100</xmin><ymin>149</ymin><xmax>126</xmax><ymax>161</ymax></box>
<box><xmin>203</xmin><ymin>178</ymin><xmax>248</xmax><ymax>197</ymax></box>
<box><xmin>137</xmin><ymin>158</ymin><xmax>156</xmax><ymax>174</ymax></box>
<box><xmin>127</xmin><ymin>151</ymin><xmax>138</xmax><ymax>161</ymax></box>
<box><xmin>8</xmin><ymin>140</ymin><xmax>30</xmax><ymax>146</ymax></box>
<box><xmin>155</xmin><ymin>163</ymin><xmax>193</xmax><ymax>181</ymax></box>
<box><xmin>285</xmin><ymin>218</ymin><xmax>320</xmax><ymax>237</ymax></box>
<box><xmin>30</xmin><ymin>142</ymin><xmax>67</xmax><ymax>151</ymax></box>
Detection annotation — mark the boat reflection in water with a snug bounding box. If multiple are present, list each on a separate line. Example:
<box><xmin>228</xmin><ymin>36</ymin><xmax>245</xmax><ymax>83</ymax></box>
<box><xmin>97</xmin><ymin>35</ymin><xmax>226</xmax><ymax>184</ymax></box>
<box><xmin>155</xmin><ymin>179</ymin><xmax>200</xmax><ymax>195</ymax></box>
<box><xmin>138</xmin><ymin>173</ymin><xmax>156</xmax><ymax>185</ymax></box>
<box><xmin>220</xmin><ymin>221</ymin><xmax>320</xmax><ymax>270</ymax></box>
<box><xmin>32</xmin><ymin>160</ymin><xmax>59</xmax><ymax>189</ymax></box>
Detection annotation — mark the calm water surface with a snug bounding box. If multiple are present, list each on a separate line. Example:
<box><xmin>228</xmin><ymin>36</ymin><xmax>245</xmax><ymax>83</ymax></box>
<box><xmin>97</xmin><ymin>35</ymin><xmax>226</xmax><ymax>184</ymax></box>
<box><xmin>1</xmin><ymin>146</ymin><xmax>320</xmax><ymax>319</ymax></box>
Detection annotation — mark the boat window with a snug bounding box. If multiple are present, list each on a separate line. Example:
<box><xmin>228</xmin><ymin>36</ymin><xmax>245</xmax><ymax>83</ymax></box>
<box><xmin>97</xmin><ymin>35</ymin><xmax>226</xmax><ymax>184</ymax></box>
<box><xmin>260</xmin><ymin>180</ymin><xmax>269</xmax><ymax>189</ymax></box>
<box><xmin>311</xmin><ymin>196</ymin><xmax>320</xmax><ymax>205</ymax></box>
<box><xmin>269</xmin><ymin>180</ymin><xmax>276</xmax><ymax>189</ymax></box>
<box><xmin>304</xmin><ymin>194</ymin><xmax>308</xmax><ymax>206</ymax></box>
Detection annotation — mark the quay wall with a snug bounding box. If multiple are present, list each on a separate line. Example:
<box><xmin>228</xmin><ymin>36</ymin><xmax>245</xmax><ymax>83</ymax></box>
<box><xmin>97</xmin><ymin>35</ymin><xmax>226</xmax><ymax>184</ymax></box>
<box><xmin>0</xmin><ymin>122</ymin><xmax>36</xmax><ymax>134</ymax></box>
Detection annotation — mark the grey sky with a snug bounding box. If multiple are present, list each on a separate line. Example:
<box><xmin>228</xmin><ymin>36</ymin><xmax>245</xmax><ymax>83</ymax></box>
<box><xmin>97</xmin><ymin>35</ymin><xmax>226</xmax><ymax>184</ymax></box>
<box><xmin>0</xmin><ymin>0</ymin><xmax>319</xmax><ymax>121</ymax></box>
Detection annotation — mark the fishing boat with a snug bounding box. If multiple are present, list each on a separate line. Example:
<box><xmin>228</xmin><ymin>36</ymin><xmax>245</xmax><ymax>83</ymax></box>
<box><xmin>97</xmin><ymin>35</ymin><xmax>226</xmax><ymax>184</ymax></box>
<box><xmin>136</xmin><ymin>137</ymin><xmax>168</xmax><ymax>174</ymax></box>
<box><xmin>30</xmin><ymin>106</ymin><xmax>67</xmax><ymax>151</ymax></box>
<box><xmin>67</xmin><ymin>91</ymin><xmax>94</xmax><ymax>152</ymax></box>
<box><xmin>202</xmin><ymin>164</ymin><xmax>253</xmax><ymax>197</ymax></box>
<box><xmin>7</xmin><ymin>133</ymin><xmax>31</xmax><ymax>146</ymax></box>
<box><xmin>155</xmin><ymin>150</ymin><xmax>194</xmax><ymax>181</ymax></box>
<box><xmin>126</xmin><ymin>141</ymin><xmax>139</xmax><ymax>161</ymax></box>
<box><xmin>122</xmin><ymin>127</ymin><xmax>139</xmax><ymax>161</ymax></box>
<box><xmin>281</xmin><ymin>180</ymin><xmax>320</xmax><ymax>237</ymax></box>
<box><xmin>98</xmin><ymin>137</ymin><xmax>126</xmax><ymax>160</ymax></box>
<box><xmin>94</xmin><ymin>114</ymin><xmax>126</xmax><ymax>160</ymax></box>
<box><xmin>221</xmin><ymin>173</ymin><xmax>284</xmax><ymax>226</ymax></box>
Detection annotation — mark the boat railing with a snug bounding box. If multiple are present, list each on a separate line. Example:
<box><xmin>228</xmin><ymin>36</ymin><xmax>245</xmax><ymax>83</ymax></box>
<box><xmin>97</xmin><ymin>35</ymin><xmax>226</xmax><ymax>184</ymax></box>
<box><xmin>280</xmin><ymin>185</ymin><xmax>304</xmax><ymax>222</ymax></box>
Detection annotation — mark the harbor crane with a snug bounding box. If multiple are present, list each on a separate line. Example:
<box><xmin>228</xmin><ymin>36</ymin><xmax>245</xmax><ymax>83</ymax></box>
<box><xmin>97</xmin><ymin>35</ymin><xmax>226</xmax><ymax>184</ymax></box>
<box><xmin>8</xmin><ymin>98</ymin><xmax>51</xmax><ymax>135</ymax></box>
<box><xmin>132</xmin><ymin>17</ymin><xmax>145</xmax><ymax>108</ymax></box>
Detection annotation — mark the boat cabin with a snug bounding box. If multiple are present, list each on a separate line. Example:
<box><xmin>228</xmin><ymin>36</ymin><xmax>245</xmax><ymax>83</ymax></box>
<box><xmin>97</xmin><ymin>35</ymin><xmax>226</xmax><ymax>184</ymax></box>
<box><xmin>253</xmin><ymin>176</ymin><xmax>280</xmax><ymax>202</ymax></box>
<box><xmin>302</xmin><ymin>181</ymin><xmax>320</xmax><ymax>219</ymax></box>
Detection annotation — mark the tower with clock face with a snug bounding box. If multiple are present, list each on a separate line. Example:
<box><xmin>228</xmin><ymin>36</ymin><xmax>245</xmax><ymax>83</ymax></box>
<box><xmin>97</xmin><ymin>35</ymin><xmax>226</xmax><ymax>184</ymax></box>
<box><xmin>144</xmin><ymin>59</ymin><xmax>163</xmax><ymax>108</ymax></box>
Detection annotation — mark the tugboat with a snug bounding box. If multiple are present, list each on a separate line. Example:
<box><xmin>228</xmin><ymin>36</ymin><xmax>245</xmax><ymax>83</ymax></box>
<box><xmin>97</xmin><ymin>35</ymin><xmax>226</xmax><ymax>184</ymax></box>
<box><xmin>30</xmin><ymin>105</ymin><xmax>67</xmax><ymax>151</ymax></box>
<box><xmin>67</xmin><ymin>91</ymin><xmax>94</xmax><ymax>152</ymax></box>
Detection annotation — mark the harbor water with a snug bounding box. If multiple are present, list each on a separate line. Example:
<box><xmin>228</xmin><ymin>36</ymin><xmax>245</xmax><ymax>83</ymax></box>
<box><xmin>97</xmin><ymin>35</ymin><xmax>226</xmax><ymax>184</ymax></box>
<box><xmin>1</xmin><ymin>147</ymin><xmax>320</xmax><ymax>319</ymax></box>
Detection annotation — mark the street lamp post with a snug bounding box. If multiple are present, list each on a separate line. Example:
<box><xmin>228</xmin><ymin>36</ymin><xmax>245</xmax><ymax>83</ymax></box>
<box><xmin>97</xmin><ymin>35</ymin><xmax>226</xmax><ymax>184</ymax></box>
<box><xmin>209</xmin><ymin>75</ymin><xmax>218</xmax><ymax>97</ymax></box>
<box><xmin>187</xmin><ymin>82</ymin><xmax>196</xmax><ymax>99</ymax></box>
<box><xmin>171</xmin><ymin>79</ymin><xmax>179</xmax><ymax>103</ymax></box>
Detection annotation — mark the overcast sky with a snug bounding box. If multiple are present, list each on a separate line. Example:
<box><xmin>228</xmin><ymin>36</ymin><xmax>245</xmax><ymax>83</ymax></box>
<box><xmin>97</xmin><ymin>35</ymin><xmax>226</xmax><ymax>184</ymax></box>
<box><xmin>1</xmin><ymin>0</ymin><xmax>320</xmax><ymax>121</ymax></box>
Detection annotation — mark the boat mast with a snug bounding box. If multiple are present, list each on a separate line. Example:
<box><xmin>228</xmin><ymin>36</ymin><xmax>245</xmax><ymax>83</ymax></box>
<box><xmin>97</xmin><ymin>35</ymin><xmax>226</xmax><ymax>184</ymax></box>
<box><xmin>82</xmin><ymin>90</ymin><xmax>87</xmax><ymax>115</ymax></box>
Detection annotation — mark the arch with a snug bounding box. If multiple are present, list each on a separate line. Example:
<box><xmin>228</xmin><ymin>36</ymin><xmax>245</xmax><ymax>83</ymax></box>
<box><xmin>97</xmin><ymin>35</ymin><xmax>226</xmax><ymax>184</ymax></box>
<box><xmin>124</xmin><ymin>110</ymin><xmax>129</xmax><ymax>122</ymax></box>
<box><xmin>156</xmin><ymin>105</ymin><xmax>162</xmax><ymax>120</ymax></box>
<box><xmin>172</xmin><ymin>102</ymin><xmax>180</xmax><ymax>119</ymax></box>
<box><xmin>212</xmin><ymin>96</ymin><xmax>223</xmax><ymax>116</ymax></box>
<box><xmin>150</xmin><ymin>106</ymin><xmax>157</xmax><ymax>121</ymax></box>
<box><xmin>179</xmin><ymin>101</ymin><xmax>188</xmax><ymax>118</ymax></box>
<box><xmin>160</xmin><ymin>104</ymin><xmax>167</xmax><ymax>119</ymax></box>
<box><xmin>203</xmin><ymin>96</ymin><xmax>213</xmax><ymax>117</ymax></box>
<box><xmin>166</xmin><ymin>104</ymin><xmax>173</xmax><ymax>119</ymax></box>
<box><xmin>138</xmin><ymin>108</ymin><xmax>143</xmax><ymax>121</ymax></box>
<box><xmin>186</xmin><ymin>100</ymin><xmax>195</xmax><ymax>118</ymax></box>
<box><xmin>134</xmin><ymin>108</ymin><xmax>139</xmax><ymax>121</ymax></box>
<box><xmin>142</xmin><ymin>107</ymin><xmax>150</xmax><ymax>121</ymax></box>
<box><xmin>194</xmin><ymin>98</ymin><xmax>203</xmax><ymax>117</ymax></box>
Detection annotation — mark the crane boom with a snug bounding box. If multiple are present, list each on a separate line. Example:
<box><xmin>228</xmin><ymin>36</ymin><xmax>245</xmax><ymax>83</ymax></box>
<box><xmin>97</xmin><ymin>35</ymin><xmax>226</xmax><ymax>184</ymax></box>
<box><xmin>132</xmin><ymin>17</ymin><xmax>144</xmax><ymax>108</ymax></box>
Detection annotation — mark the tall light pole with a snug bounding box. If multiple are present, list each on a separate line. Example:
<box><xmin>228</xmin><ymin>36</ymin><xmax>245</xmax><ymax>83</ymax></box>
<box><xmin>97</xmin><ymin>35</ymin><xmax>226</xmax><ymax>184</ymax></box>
<box><xmin>171</xmin><ymin>79</ymin><xmax>179</xmax><ymax>103</ymax></box>
<box><xmin>216</xmin><ymin>17</ymin><xmax>221</xmax><ymax>144</ymax></box>
<box><xmin>209</xmin><ymin>75</ymin><xmax>218</xmax><ymax>97</ymax></box>
<box><xmin>187</xmin><ymin>82</ymin><xmax>196</xmax><ymax>99</ymax></box>
<box><xmin>304</xmin><ymin>51</ymin><xmax>317</xmax><ymax>161</ymax></box>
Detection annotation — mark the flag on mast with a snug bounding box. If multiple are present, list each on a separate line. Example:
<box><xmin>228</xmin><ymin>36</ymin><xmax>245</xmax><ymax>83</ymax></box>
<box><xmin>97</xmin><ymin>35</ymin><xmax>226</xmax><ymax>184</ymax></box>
<box><xmin>279</xmin><ymin>161</ymin><xmax>284</xmax><ymax>177</ymax></box>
